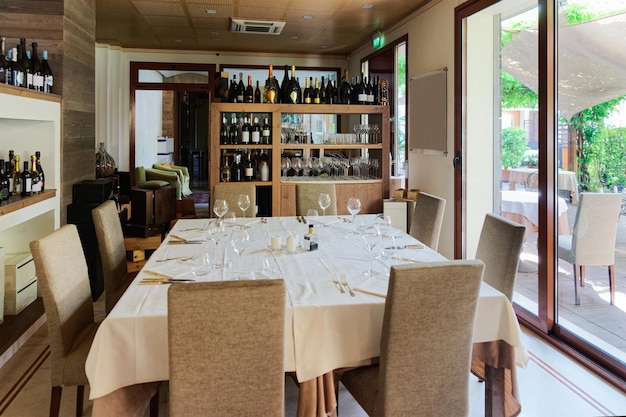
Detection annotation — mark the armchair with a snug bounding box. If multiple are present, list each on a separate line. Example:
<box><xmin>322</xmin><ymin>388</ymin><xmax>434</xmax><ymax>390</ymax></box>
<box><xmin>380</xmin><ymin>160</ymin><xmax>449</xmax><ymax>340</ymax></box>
<box><xmin>153</xmin><ymin>163</ymin><xmax>192</xmax><ymax>198</ymax></box>
<box><xmin>135</xmin><ymin>166</ymin><xmax>182</xmax><ymax>200</ymax></box>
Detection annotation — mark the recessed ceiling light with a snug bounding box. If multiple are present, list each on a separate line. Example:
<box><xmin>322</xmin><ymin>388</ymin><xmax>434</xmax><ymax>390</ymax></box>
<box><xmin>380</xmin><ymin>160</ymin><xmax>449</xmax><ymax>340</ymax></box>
<box><xmin>210</xmin><ymin>32</ymin><xmax>219</xmax><ymax>37</ymax></box>
<box><xmin>303</xmin><ymin>15</ymin><xmax>313</xmax><ymax>20</ymax></box>
<box><xmin>320</xmin><ymin>44</ymin><xmax>328</xmax><ymax>48</ymax></box>
<box><xmin>362</xmin><ymin>4</ymin><xmax>374</xmax><ymax>9</ymax></box>
<box><xmin>206</xmin><ymin>9</ymin><xmax>217</xmax><ymax>14</ymax></box>
<box><xmin>290</xmin><ymin>35</ymin><xmax>299</xmax><ymax>40</ymax></box>
<box><xmin>174</xmin><ymin>39</ymin><xmax>183</xmax><ymax>43</ymax></box>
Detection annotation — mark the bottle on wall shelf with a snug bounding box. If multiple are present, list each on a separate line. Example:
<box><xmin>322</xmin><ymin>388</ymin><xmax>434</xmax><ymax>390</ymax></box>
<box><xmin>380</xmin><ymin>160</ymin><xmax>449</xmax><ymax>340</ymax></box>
<box><xmin>251</xmin><ymin>117</ymin><xmax>261</xmax><ymax>144</ymax></box>
<box><xmin>229</xmin><ymin>75</ymin><xmax>238</xmax><ymax>102</ymax></box>
<box><xmin>241</xmin><ymin>116</ymin><xmax>251</xmax><ymax>144</ymax></box>
<box><xmin>263</xmin><ymin>64</ymin><xmax>279</xmax><ymax>104</ymax></box>
<box><xmin>245</xmin><ymin>75</ymin><xmax>254</xmax><ymax>103</ymax></box>
<box><xmin>41</xmin><ymin>50</ymin><xmax>53</xmax><ymax>93</ymax></box>
<box><xmin>254</xmin><ymin>80</ymin><xmax>261</xmax><ymax>103</ymax></box>
<box><xmin>280</xmin><ymin>65</ymin><xmax>289</xmax><ymax>103</ymax></box>
<box><xmin>231</xmin><ymin>154</ymin><xmax>243</xmax><ymax>182</ymax></box>
<box><xmin>30</xmin><ymin>42</ymin><xmax>43</xmax><ymax>91</ymax></box>
<box><xmin>20</xmin><ymin>160</ymin><xmax>32</xmax><ymax>196</ymax></box>
<box><xmin>35</xmin><ymin>151</ymin><xmax>45</xmax><ymax>191</ymax></box>
<box><xmin>236</xmin><ymin>72</ymin><xmax>245</xmax><ymax>103</ymax></box>
<box><xmin>2</xmin><ymin>161</ymin><xmax>11</xmax><ymax>201</ymax></box>
<box><xmin>220</xmin><ymin>115</ymin><xmax>229</xmax><ymax>144</ymax></box>
<box><xmin>380</xmin><ymin>78</ymin><xmax>389</xmax><ymax>105</ymax></box>
<box><xmin>259</xmin><ymin>150</ymin><xmax>270</xmax><ymax>182</ymax></box>
<box><xmin>303</xmin><ymin>77</ymin><xmax>313</xmax><ymax>104</ymax></box>
<box><xmin>19</xmin><ymin>39</ymin><xmax>32</xmax><ymax>89</ymax></box>
<box><xmin>29</xmin><ymin>155</ymin><xmax>41</xmax><ymax>193</ymax></box>
<box><xmin>286</xmin><ymin>65</ymin><xmax>300</xmax><ymax>104</ymax></box>
<box><xmin>339</xmin><ymin>69</ymin><xmax>352</xmax><ymax>104</ymax></box>
<box><xmin>11</xmin><ymin>155</ymin><xmax>21</xmax><ymax>195</ymax></box>
<box><xmin>244</xmin><ymin>151</ymin><xmax>255</xmax><ymax>181</ymax></box>
<box><xmin>313</xmin><ymin>77</ymin><xmax>321</xmax><ymax>104</ymax></box>
<box><xmin>319</xmin><ymin>76</ymin><xmax>327</xmax><ymax>104</ymax></box>
<box><xmin>0</xmin><ymin>37</ymin><xmax>7</xmax><ymax>85</ymax></box>
<box><xmin>220</xmin><ymin>155</ymin><xmax>231</xmax><ymax>182</ymax></box>
<box><xmin>229</xmin><ymin>115</ymin><xmax>239</xmax><ymax>144</ymax></box>
<box><xmin>10</xmin><ymin>47</ymin><xmax>24</xmax><ymax>88</ymax></box>
<box><xmin>0</xmin><ymin>160</ymin><xmax>7</xmax><ymax>202</ymax></box>
<box><xmin>261</xmin><ymin>117</ymin><xmax>271</xmax><ymax>144</ymax></box>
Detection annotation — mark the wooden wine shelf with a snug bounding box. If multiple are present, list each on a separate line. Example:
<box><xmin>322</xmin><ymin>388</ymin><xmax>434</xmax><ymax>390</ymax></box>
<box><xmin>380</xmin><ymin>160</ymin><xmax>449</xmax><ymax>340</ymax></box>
<box><xmin>0</xmin><ymin>190</ymin><xmax>57</xmax><ymax>216</ymax></box>
<box><xmin>0</xmin><ymin>83</ymin><xmax>61</xmax><ymax>104</ymax></box>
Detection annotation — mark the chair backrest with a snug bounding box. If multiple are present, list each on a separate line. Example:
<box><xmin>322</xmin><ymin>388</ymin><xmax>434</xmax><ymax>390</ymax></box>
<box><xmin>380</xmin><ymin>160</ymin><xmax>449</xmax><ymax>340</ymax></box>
<box><xmin>296</xmin><ymin>183</ymin><xmax>337</xmax><ymax>216</ymax></box>
<box><xmin>376</xmin><ymin>260</ymin><xmax>484</xmax><ymax>416</ymax></box>
<box><xmin>409</xmin><ymin>191</ymin><xmax>446</xmax><ymax>251</ymax></box>
<box><xmin>525</xmin><ymin>170</ymin><xmax>539</xmax><ymax>191</ymax></box>
<box><xmin>29</xmin><ymin>225</ymin><xmax>94</xmax><ymax>386</ymax></box>
<box><xmin>213</xmin><ymin>183</ymin><xmax>256</xmax><ymax>218</ymax></box>
<box><xmin>168</xmin><ymin>279</ymin><xmax>285</xmax><ymax>417</ymax></box>
<box><xmin>92</xmin><ymin>200</ymin><xmax>128</xmax><ymax>314</ymax></box>
<box><xmin>475</xmin><ymin>213</ymin><xmax>526</xmax><ymax>301</ymax></box>
<box><xmin>571</xmin><ymin>192</ymin><xmax>623</xmax><ymax>265</ymax></box>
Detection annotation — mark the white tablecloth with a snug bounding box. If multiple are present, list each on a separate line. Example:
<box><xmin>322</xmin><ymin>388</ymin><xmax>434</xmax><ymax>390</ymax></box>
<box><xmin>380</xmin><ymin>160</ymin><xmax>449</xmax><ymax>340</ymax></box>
<box><xmin>86</xmin><ymin>216</ymin><xmax>528</xmax><ymax>399</ymax></box>
<box><xmin>508</xmin><ymin>168</ymin><xmax>579</xmax><ymax>204</ymax></box>
<box><xmin>501</xmin><ymin>190</ymin><xmax>569</xmax><ymax>232</ymax></box>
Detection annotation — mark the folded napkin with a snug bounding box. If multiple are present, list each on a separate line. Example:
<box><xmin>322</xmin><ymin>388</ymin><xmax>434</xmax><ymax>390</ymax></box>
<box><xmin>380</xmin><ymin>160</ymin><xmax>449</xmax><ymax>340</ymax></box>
<box><xmin>144</xmin><ymin>262</ymin><xmax>193</xmax><ymax>279</ymax></box>
<box><xmin>354</xmin><ymin>276</ymin><xmax>389</xmax><ymax>298</ymax></box>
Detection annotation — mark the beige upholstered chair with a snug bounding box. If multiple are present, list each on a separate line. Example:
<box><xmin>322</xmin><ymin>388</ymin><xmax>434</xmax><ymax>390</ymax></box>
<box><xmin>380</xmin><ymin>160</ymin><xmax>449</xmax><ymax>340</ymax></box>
<box><xmin>296</xmin><ymin>183</ymin><xmax>337</xmax><ymax>216</ymax></box>
<box><xmin>92</xmin><ymin>200</ymin><xmax>138</xmax><ymax>314</ymax></box>
<box><xmin>475</xmin><ymin>213</ymin><xmax>526</xmax><ymax>301</ymax></box>
<box><xmin>341</xmin><ymin>260</ymin><xmax>484</xmax><ymax>416</ymax></box>
<box><xmin>558</xmin><ymin>192</ymin><xmax>623</xmax><ymax>305</ymax></box>
<box><xmin>153</xmin><ymin>163</ymin><xmax>192</xmax><ymax>198</ymax></box>
<box><xmin>168</xmin><ymin>279</ymin><xmax>285</xmax><ymax>416</ymax></box>
<box><xmin>408</xmin><ymin>191</ymin><xmax>446</xmax><ymax>251</ymax></box>
<box><xmin>212</xmin><ymin>183</ymin><xmax>256</xmax><ymax>218</ymax></box>
<box><xmin>30</xmin><ymin>225</ymin><xmax>100</xmax><ymax>417</ymax></box>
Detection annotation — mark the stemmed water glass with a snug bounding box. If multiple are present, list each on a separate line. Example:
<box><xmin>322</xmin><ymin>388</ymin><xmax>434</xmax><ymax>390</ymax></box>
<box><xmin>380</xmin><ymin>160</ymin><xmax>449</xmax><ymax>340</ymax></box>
<box><xmin>213</xmin><ymin>199</ymin><xmax>228</xmax><ymax>227</ymax></box>
<box><xmin>237</xmin><ymin>194</ymin><xmax>250</xmax><ymax>218</ymax></box>
<box><xmin>231</xmin><ymin>228</ymin><xmax>250</xmax><ymax>279</ymax></box>
<box><xmin>306</xmin><ymin>209</ymin><xmax>319</xmax><ymax>226</ymax></box>
<box><xmin>291</xmin><ymin>157</ymin><xmax>302</xmax><ymax>177</ymax></box>
<box><xmin>360</xmin><ymin>224</ymin><xmax>382</xmax><ymax>276</ymax></box>
<box><xmin>375</xmin><ymin>213</ymin><xmax>394</xmax><ymax>258</ymax></box>
<box><xmin>281</xmin><ymin>157</ymin><xmax>291</xmax><ymax>178</ymax></box>
<box><xmin>318</xmin><ymin>193</ymin><xmax>331</xmax><ymax>217</ymax></box>
<box><xmin>346</xmin><ymin>197</ymin><xmax>362</xmax><ymax>232</ymax></box>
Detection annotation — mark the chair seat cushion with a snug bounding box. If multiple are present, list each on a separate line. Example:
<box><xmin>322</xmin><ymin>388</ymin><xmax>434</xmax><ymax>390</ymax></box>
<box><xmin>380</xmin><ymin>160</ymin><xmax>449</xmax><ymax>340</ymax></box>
<box><xmin>341</xmin><ymin>364</ymin><xmax>379</xmax><ymax>415</ymax></box>
<box><xmin>141</xmin><ymin>180</ymin><xmax>170</xmax><ymax>189</ymax></box>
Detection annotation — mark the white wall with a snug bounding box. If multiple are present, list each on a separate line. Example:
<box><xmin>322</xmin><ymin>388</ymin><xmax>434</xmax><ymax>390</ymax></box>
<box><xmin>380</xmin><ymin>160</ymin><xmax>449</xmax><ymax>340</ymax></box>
<box><xmin>350</xmin><ymin>0</ymin><xmax>465</xmax><ymax>259</ymax></box>
<box><xmin>95</xmin><ymin>46</ymin><xmax>348</xmax><ymax>171</ymax></box>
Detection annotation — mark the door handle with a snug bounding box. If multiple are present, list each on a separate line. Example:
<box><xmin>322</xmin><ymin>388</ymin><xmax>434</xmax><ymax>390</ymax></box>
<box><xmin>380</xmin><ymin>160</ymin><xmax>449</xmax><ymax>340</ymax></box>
<box><xmin>453</xmin><ymin>150</ymin><xmax>461</xmax><ymax>168</ymax></box>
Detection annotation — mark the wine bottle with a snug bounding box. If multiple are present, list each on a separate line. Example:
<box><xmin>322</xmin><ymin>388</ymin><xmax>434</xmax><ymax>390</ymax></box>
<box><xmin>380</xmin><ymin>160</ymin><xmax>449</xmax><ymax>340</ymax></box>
<box><xmin>259</xmin><ymin>150</ymin><xmax>270</xmax><ymax>182</ymax></box>
<box><xmin>11</xmin><ymin>47</ymin><xmax>24</xmax><ymax>88</ymax></box>
<box><xmin>280</xmin><ymin>65</ymin><xmax>289</xmax><ymax>103</ymax></box>
<box><xmin>244</xmin><ymin>152</ymin><xmax>254</xmax><ymax>181</ymax></box>
<box><xmin>261</xmin><ymin>117</ymin><xmax>271</xmax><ymax>144</ymax></box>
<box><xmin>357</xmin><ymin>74</ymin><xmax>368</xmax><ymax>104</ymax></box>
<box><xmin>229</xmin><ymin>115</ymin><xmax>239</xmax><ymax>144</ymax></box>
<box><xmin>327</xmin><ymin>79</ymin><xmax>337</xmax><ymax>104</ymax></box>
<box><xmin>220</xmin><ymin>155</ymin><xmax>231</xmax><ymax>182</ymax></box>
<box><xmin>295</xmin><ymin>77</ymin><xmax>303</xmax><ymax>104</ymax></box>
<box><xmin>303</xmin><ymin>77</ymin><xmax>313</xmax><ymax>104</ymax></box>
<box><xmin>8</xmin><ymin>150</ymin><xmax>14</xmax><ymax>173</ymax></box>
<box><xmin>0</xmin><ymin>37</ymin><xmax>7</xmax><ymax>85</ymax></box>
<box><xmin>41</xmin><ymin>50</ymin><xmax>53</xmax><ymax>93</ymax></box>
<box><xmin>236</xmin><ymin>72</ymin><xmax>245</xmax><ymax>103</ymax></box>
<box><xmin>244</xmin><ymin>75</ymin><xmax>254</xmax><ymax>103</ymax></box>
<box><xmin>251</xmin><ymin>117</ymin><xmax>261</xmax><ymax>144</ymax></box>
<box><xmin>20</xmin><ymin>160</ymin><xmax>32</xmax><ymax>196</ymax></box>
<box><xmin>35</xmin><ymin>151</ymin><xmax>45</xmax><ymax>191</ymax></box>
<box><xmin>380</xmin><ymin>78</ymin><xmax>389</xmax><ymax>106</ymax></box>
<box><xmin>19</xmin><ymin>39</ymin><xmax>32</xmax><ymax>89</ymax></box>
<box><xmin>29</xmin><ymin>155</ymin><xmax>41</xmax><ymax>193</ymax></box>
<box><xmin>367</xmin><ymin>76</ymin><xmax>375</xmax><ymax>105</ymax></box>
<box><xmin>30</xmin><ymin>42</ymin><xmax>43</xmax><ymax>91</ymax></box>
<box><xmin>313</xmin><ymin>77</ymin><xmax>321</xmax><ymax>104</ymax></box>
<box><xmin>319</xmin><ymin>76</ymin><xmax>327</xmax><ymax>104</ymax></box>
<box><xmin>241</xmin><ymin>116</ymin><xmax>251</xmax><ymax>144</ymax></box>
<box><xmin>11</xmin><ymin>155</ymin><xmax>21</xmax><ymax>195</ymax></box>
<box><xmin>220</xmin><ymin>115</ymin><xmax>229</xmax><ymax>144</ymax></box>
<box><xmin>229</xmin><ymin>75</ymin><xmax>238</xmax><ymax>102</ymax></box>
<box><xmin>231</xmin><ymin>153</ymin><xmax>243</xmax><ymax>182</ymax></box>
<box><xmin>339</xmin><ymin>70</ymin><xmax>352</xmax><ymax>104</ymax></box>
<box><xmin>263</xmin><ymin>64</ymin><xmax>279</xmax><ymax>104</ymax></box>
<box><xmin>373</xmin><ymin>76</ymin><xmax>380</xmax><ymax>105</ymax></box>
<box><xmin>286</xmin><ymin>65</ymin><xmax>300</xmax><ymax>104</ymax></box>
<box><xmin>0</xmin><ymin>160</ymin><xmax>7</xmax><ymax>202</ymax></box>
<box><xmin>3</xmin><ymin>161</ymin><xmax>12</xmax><ymax>200</ymax></box>
<box><xmin>254</xmin><ymin>80</ymin><xmax>261</xmax><ymax>103</ymax></box>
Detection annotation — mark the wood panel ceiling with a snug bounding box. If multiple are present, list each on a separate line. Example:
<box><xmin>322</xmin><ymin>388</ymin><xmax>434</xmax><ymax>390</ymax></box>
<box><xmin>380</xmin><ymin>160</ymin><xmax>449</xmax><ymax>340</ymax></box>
<box><xmin>96</xmin><ymin>0</ymin><xmax>433</xmax><ymax>54</ymax></box>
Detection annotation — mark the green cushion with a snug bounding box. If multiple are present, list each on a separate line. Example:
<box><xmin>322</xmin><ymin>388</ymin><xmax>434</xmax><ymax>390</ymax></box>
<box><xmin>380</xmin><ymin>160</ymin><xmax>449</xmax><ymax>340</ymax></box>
<box><xmin>141</xmin><ymin>180</ymin><xmax>169</xmax><ymax>189</ymax></box>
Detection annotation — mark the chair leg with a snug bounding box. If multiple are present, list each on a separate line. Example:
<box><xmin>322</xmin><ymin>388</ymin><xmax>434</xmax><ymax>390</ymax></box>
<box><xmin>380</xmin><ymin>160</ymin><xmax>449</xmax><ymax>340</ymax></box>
<box><xmin>150</xmin><ymin>388</ymin><xmax>160</xmax><ymax>417</ymax></box>
<box><xmin>580</xmin><ymin>265</ymin><xmax>586</xmax><ymax>287</ymax></box>
<box><xmin>609</xmin><ymin>265</ymin><xmax>615</xmax><ymax>305</ymax></box>
<box><xmin>76</xmin><ymin>385</ymin><xmax>84</xmax><ymax>417</ymax></box>
<box><xmin>573</xmin><ymin>265</ymin><xmax>580</xmax><ymax>306</ymax></box>
<box><xmin>50</xmin><ymin>386</ymin><xmax>62</xmax><ymax>417</ymax></box>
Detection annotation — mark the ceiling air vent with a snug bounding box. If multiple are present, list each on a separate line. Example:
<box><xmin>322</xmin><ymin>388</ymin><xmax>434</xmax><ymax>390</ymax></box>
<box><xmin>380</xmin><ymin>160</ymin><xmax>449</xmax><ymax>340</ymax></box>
<box><xmin>230</xmin><ymin>18</ymin><xmax>286</xmax><ymax>35</ymax></box>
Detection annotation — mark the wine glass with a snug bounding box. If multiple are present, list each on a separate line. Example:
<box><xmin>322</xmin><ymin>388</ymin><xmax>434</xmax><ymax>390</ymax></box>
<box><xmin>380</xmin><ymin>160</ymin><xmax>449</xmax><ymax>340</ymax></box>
<box><xmin>346</xmin><ymin>197</ymin><xmax>362</xmax><ymax>232</ymax></box>
<box><xmin>361</xmin><ymin>224</ymin><xmax>381</xmax><ymax>276</ymax></box>
<box><xmin>281</xmin><ymin>157</ymin><xmax>291</xmax><ymax>178</ymax></box>
<box><xmin>237</xmin><ymin>194</ymin><xmax>250</xmax><ymax>218</ymax></box>
<box><xmin>223</xmin><ymin>211</ymin><xmax>237</xmax><ymax>228</ymax></box>
<box><xmin>375</xmin><ymin>213</ymin><xmax>393</xmax><ymax>259</ymax></box>
<box><xmin>231</xmin><ymin>228</ymin><xmax>250</xmax><ymax>279</ymax></box>
<box><xmin>213</xmin><ymin>199</ymin><xmax>228</xmax><ymax>226</ymax></box>
<box><xmin>291</xmin><ymin>157</ymin><xmax>302</xmax><ymax>177</ymax></box>
<box><xmin>306</xmin><ymin>209</ymin><xmax>319</xmax><ymax>226</ymax></box>
<box><xmin>318</xmin><ymin>193</ymin><xmax>332</xmax><ymax>217</ymax></box>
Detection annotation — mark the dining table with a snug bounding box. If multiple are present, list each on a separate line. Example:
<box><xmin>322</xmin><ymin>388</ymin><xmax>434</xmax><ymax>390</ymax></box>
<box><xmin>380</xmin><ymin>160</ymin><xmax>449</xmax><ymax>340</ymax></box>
<box><xmin>501</xmin><ymin>190</ymin><xmax>570</xmax><ymax>236</ymax></box>
<box><xmin>85</xmin><ymin>215</ymin><xmax>529</xmax><ymax>417</ymax></box>
<box><xmin>507</xmin><ymin>167</ymin><xmax>579</xmax><ymax>205</ymax></box>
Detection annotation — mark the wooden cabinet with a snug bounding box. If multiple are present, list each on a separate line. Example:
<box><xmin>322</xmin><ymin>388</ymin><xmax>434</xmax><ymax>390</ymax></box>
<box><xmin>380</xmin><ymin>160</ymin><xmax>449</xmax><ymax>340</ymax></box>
<box><xmin>209</xmin><ymin>103</ymin><xmax>390</xmax><ymax>216</ymax></box>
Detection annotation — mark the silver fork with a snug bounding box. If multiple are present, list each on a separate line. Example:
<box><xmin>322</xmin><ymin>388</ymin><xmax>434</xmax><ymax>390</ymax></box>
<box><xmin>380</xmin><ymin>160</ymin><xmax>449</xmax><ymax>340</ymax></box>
<box><xmin>332</xmin><ymin>273</ymin><xmax>346</xmax><ymax>294</ymax></box>
<box><xmin>339</xmin><ymin>273</ymin><xmax>356</xmax><ymax>297</ymax></box>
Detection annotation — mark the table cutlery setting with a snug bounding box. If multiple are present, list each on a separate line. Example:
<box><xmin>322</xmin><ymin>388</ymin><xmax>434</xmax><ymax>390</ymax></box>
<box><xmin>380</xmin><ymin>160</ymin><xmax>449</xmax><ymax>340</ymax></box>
<box><xmin>138</xmin><ymin>277</ymin><xmax>196</xmax><ymax>285</ymax></box>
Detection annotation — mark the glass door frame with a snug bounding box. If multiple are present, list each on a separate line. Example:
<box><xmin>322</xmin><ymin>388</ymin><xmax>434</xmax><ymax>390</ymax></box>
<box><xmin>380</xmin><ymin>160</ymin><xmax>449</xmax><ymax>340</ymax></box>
<box><xmin>454</xmin><ymin>0</ymin><xmax>626</xmax><ymax>388</ymax></box>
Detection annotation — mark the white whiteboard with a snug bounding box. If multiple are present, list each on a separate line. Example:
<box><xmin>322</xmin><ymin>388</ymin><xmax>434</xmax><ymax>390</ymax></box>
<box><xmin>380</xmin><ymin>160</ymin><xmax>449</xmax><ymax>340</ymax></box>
<box><xmin>408</xmin><ymin>68</ymin><xmax>447</xmax><ymax>155</ymax></box>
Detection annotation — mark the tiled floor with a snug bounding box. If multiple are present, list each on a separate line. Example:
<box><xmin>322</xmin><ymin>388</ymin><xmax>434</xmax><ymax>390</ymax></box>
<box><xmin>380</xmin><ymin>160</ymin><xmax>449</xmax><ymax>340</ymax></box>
<box><xmin>1</xmin><ymin>315</ymin><xmax>625</xmax><ymax>416</ymax></box>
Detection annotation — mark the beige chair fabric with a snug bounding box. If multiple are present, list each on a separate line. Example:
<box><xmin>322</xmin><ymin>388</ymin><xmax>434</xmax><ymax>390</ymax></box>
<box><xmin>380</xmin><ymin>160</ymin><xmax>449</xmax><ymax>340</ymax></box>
<box><xmin>295</xmin><ymin>183</ymin><xmax>338</xmax><ymax>216</ymax></box>
<box><xmin>168</xmin><ymin>279</ymin><xmax>285</xmax><ymax>417</ymax></box>
<box><xmin>475</xmin><ymin>213</ymin><xmax>526</xmax><ymax>301</ymax></box>
<box><xmin>341</xmin><ymin>260</ymin><xmax>484</xmax><ymax>416</ymax></box>
<box><xmin>558</xmin><ymin>192</ymin><xmax>623</xmax><ymax>305</ymax></box>
<box><xmin>408</xmin><ymin>191</ymin><xmax>446</xmax><ymax>251</ymax></box>
<box><xmin>212</xmin><ymin>183</ymin><xmax>257</xmax><ymax>218</ymax></box>
<box><xmin>30</xmin><ymin>225</ymin><xmax>100</xmax><ymax>417</ymax></box>
<box><xmin>92</xmin><ymin>200</ymin><xmax>138</xmax><ymax>314</ymax></box>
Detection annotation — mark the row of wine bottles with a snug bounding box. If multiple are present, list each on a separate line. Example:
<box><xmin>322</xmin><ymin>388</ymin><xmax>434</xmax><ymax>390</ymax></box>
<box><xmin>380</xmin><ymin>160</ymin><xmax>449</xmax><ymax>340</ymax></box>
<box><xmin>0</xmin><ymin>151</ymin><xmax>45</xmax><ymax>201</ymax></box>
<box><xmin>220</xmin><ymin>115</ymin><xmax>272</xmax><ymax>145</ymax></box>
<box><xmin>224</xmin><ymin>65</ymin><xmax>389</xmax><ymax>106</ymax></box>
<box><xmin>220</xmin><ymin>150</ymin><xmax>271</xmax><ymax>183</ymax></box>
<box><xmin>0</xmin><ymin>37</ymin><xmax>54</xmax><ymax>93</ymax></box>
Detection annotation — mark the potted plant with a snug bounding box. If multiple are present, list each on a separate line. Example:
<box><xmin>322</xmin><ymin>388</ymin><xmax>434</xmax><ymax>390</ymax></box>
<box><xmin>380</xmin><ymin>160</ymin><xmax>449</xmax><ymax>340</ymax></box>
<box><xmin>501</xmin><ymin>127</ymin><xmax>530</xmax><ymax>180</ymax></box>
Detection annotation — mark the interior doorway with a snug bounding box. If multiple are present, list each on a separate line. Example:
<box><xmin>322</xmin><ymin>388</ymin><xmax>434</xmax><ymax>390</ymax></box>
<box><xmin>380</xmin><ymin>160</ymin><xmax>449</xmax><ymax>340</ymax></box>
<box><xmin>178</xmin><ymin>91</ymin><xmax>209</xmax><ymax>189</ymax></box>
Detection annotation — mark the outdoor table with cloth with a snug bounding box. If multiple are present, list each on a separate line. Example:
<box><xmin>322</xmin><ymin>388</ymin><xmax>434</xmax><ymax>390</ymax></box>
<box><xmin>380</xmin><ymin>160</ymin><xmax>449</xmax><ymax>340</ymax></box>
<box><xmin>508</xmin><ymin>168</ymin><xmax>579</xmax><ymax>205</ymax></box>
